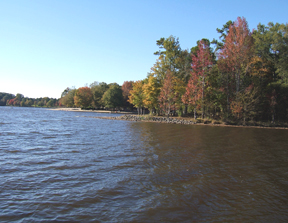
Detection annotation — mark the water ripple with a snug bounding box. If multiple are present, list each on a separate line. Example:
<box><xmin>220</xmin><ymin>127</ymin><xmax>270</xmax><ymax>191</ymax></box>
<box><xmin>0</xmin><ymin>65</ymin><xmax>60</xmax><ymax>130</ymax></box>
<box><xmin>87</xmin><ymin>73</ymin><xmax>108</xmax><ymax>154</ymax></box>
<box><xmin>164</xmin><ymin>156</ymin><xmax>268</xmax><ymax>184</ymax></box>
<box><xmin>1</xmin><ymin>107</ymin><xmax>288</xmax><ymax>222</ymax></box>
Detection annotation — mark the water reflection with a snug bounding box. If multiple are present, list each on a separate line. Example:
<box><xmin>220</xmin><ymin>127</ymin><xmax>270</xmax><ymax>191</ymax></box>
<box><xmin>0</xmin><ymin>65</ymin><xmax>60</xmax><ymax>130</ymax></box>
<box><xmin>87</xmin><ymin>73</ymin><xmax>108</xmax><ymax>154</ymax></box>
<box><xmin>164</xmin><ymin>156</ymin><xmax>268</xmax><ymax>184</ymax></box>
<box><xmin>128</xmin><ymin>122</ymin><xmax>288</xmax><ymax>222</ymax></box>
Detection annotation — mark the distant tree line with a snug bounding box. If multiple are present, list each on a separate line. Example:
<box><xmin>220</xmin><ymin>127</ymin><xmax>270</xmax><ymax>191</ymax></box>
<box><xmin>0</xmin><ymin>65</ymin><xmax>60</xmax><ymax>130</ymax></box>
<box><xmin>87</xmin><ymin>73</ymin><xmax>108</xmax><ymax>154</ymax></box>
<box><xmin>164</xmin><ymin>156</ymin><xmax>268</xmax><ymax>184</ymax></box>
<box><xmin>59</xmin><ymin>81</ymin><xmax>134</xmax><ymax>110</ymax></box>
<box><xmin>0</xmin><ymin>92</ymin><xmax>59</xmax><ymax>107</ymax></box>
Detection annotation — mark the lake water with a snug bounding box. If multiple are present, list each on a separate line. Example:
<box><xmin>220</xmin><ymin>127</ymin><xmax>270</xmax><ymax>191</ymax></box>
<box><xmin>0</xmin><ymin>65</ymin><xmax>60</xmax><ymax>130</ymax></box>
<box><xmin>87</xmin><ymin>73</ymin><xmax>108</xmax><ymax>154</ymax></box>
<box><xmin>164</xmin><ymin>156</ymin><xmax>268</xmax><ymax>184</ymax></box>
<box><xmin>1</xmin><ymin>107</ymin><xmax>288</xmax><ymax>222</ymax></box>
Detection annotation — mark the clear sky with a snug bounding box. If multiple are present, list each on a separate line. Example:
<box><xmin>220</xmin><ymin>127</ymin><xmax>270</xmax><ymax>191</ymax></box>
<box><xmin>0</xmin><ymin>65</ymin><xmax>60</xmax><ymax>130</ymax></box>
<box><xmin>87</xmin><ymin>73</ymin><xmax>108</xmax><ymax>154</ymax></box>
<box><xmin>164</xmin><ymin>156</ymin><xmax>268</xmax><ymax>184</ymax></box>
<box><xmin>0</xmin><ymin>0</ymin><xmax>287</xmax><ymax>99</ymax></box>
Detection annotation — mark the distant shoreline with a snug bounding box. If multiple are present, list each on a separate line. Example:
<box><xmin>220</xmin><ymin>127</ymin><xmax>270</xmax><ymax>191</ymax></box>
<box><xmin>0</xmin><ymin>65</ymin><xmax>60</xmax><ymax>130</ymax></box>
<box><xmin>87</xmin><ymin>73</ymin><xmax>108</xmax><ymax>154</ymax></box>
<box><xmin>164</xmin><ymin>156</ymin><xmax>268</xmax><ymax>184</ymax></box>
<box><xmin>48</xmin><ymin>107</ymin><xmax>136</xmax><ymax>114</ymax></box>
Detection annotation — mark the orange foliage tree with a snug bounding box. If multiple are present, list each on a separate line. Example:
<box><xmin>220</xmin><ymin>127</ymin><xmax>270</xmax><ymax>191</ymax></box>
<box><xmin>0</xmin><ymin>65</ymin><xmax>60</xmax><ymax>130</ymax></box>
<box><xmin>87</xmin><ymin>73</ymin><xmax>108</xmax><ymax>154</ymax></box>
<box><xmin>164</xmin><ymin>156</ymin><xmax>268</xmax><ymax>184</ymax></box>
<box><xmin>218</xmin><ymin>17</ymin><xmax>253</xmax><ymax>99</ymax></box>
<box><xmin>158</xmin><ymin>70</ymin><xmax>176</xmax><ymax>117</ymax></box>
<box><xmin>74</xmin><ymin>87</ymin><xmax>93</xmax><ymax>108</ymax></box>
<box><xmin>122</xmin><ymin>81</ymin><xmax>134</xmax><ymax>109</ymax></box>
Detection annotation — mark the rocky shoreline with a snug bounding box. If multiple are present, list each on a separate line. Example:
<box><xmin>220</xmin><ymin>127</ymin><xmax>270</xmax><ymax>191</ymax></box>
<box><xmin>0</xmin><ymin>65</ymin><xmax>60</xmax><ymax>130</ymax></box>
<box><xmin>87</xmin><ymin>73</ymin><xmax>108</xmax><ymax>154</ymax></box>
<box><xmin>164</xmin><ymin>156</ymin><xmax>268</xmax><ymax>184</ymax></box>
<box><xmin>98</xmin><ymin>114</ymin><xmax>197</xmax><ymax>124</ymax></box>
<box><xmin>50</xmin><ymin>109</ymin><xmax>288</xmax><ymax>129</ymax></box>
<box><xmin>93</xmin><ymin>114</ymin><xmax>288</xmax><ymax>129</ymax></box>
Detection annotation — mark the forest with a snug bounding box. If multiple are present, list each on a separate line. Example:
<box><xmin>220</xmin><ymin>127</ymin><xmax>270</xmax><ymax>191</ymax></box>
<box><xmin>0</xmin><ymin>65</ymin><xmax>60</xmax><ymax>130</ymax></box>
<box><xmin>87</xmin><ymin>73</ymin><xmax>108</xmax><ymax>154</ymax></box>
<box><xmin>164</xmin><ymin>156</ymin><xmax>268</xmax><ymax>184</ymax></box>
<box><xmin>3</xmin><ymin>17</ymin><xmax>288</xmax><ymax>124</ymax></box>
<box><xmin>0</xmin><ymin>92</ymin><xmax>59</xmax><ymax>107</ymax></box>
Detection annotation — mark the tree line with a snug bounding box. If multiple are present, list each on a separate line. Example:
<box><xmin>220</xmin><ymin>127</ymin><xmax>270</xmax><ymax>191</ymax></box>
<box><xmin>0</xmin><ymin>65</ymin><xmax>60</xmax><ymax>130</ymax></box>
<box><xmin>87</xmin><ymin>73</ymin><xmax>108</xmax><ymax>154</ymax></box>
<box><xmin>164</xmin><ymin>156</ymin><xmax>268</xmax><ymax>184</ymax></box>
<box><xmin>59</xmin><ymin>81</ymin><xmax>134</xmax><ymax>110</ymax></box>
<box><xmin>7</xmin><ymin>16</ymin><xmax>286</xmax><ymax>124</ymax></box>
<box><xmin>60</xmin><ymin>17</ymin><xmax>288</xmax><ymax>124</ymax></box>
<box><xmin>0</xmin><ymin>92</ymin><xmax>59</xmax><ymax>107</ymax></box>
<box><xmin>128</xmin><ymin>17</ymin><xmax>288</xmax><ymax>124</ymax></box>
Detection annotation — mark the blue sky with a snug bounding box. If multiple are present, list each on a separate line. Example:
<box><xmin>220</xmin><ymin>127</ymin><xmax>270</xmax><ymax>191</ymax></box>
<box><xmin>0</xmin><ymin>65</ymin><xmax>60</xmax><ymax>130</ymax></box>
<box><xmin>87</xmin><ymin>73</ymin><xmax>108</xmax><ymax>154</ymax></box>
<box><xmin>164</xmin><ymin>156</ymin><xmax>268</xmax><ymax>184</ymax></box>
<box><xmin>0</xmin><ymin>0</ymin><xmax>287</xmax><ymax>99</ymax></box>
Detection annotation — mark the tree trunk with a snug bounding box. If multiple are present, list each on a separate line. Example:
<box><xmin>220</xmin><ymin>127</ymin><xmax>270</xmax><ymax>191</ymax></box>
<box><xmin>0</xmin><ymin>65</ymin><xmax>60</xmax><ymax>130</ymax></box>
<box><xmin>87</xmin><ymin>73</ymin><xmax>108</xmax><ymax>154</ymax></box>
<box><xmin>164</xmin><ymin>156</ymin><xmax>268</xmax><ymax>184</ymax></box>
<box><xmin>226</xmin><ymin>72</ymin><xmax>230</xmax><ymax>114</ymax></box>
<box><xmin>236</xmin><ymin>71</ymin><xmax>240</xmax><ymax>100</ymax></box>
<box><xmin>243</xmin><ymin>104</ymin><xmax>246</xmax><ymax>125</ymax></box>
<box><xmin>167</xmin><ymin>104</ymin><xmax>170</xmax><ymax>118</ymax></box>
<box><xmin>202</xmin><ymin>76</ymin><xmax>205</xmax><ymax>119</ymax></box>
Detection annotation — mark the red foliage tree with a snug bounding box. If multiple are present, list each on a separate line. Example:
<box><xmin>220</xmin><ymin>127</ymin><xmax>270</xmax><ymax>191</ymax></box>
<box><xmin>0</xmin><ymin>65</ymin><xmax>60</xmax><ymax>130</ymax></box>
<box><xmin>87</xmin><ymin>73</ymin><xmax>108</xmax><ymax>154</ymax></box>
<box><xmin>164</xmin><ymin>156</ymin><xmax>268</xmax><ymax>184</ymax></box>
<box><xmin>7</xmin><ymin>99</ymin><xmax>14</xmax><ymax>106</ymax></box>
<box><xmin>218</xmin><ymin>17</ymin><xmax>253</xmax><ymax>97</ymax></box>
<box><xmin>182</xmin><ymin>71</ymin><xmax>202</xmax><ymax>119</ymax></box>
<box><xmin>158</xmin><ymin>70</ymin><xmax>175</xmax><ymax>117</ymax></box>
<box><xmin>182</xmin><ymin>40</ymin><xmax>213</xmax><ymax>118</ymax></box>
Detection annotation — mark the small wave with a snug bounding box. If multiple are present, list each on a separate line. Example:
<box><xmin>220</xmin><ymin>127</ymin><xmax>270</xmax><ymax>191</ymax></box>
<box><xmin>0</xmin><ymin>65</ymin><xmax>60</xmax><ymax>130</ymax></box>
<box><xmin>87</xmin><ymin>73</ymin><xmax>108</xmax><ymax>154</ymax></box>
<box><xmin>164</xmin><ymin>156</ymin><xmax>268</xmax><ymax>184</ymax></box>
<box><xmin>30</xmin><ymin>131</ymin><xmax>41</xmax><ymax>134</ymax></box>
<box><xmin>0</xmin><ymin>212</ymin><xmax>34</xmax><ymax>221</ymax></box>
<box><xmin>5</xmin><ymin>149</ymin><xmax>23</xmax><ymax>153</ymax></box>
<box><xmin>51</xmin><ymin>163</ymin><xmax>91</xmax><ymax>170</ymax></box>
<box><xmin>19</xmin><ymin>160</ymin><xmax>54</xmax><ymax>166</ymax></box>
<box><xmin>42</xmin><ymin>136</ymin><xmax>57</xmax><ymax>139</ymax></box>
<box><xmin>4</xmin><ymin>132</ymin><xmax>16</xmax><ymax>136</ymax></box>
<box><xmin>1</xmin><ymin>167</ymin><xmax>22</xmax><ymax>174</ymax></box>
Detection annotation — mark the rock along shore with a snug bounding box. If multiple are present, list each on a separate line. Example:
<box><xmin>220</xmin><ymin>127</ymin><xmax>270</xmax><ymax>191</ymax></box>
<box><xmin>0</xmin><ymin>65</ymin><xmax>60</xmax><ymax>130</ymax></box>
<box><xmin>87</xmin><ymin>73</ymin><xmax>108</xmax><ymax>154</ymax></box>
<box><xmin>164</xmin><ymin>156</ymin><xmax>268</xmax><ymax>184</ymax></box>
<box><xmin>98</xmin><ymin>114</ymin><xmax>197</xmax><ymax>125</ymax></box>
<box><xmin>94</xmin><ymin>114</ymin><xmax>288</xmax><ymax>129</ymax></box>
<box><xmin>95</xmin><ymin>114</ymin><xmax>216</xmax><ymax>126</ymax></box>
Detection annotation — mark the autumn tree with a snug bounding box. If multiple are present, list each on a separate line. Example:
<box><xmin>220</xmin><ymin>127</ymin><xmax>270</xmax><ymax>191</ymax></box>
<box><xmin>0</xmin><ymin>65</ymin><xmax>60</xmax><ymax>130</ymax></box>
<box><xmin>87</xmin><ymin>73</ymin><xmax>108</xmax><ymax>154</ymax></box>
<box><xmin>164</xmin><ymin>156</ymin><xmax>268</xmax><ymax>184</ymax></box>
<box><xmin>182</xmin><ymin>70</ymin><xmax>202</xmax><ymax>119</ymax></box>
<box><xmin>143</xmin><ymin>75</ymin><xmax>160</xmax><ymax>114</ymax></box>
<box><xmin>182</xmin><ymin>39</ymin><xmax>214</xmax><ymax>119</ymax></box>
<box><xmin>158</xmin><ymin>70</ymin><xmax>176</xmax><ymax>117</ymax></box>
<box><xmin>122</xmin><ymin>81</ymin><xmax>134</xmax><ymax>110</ymax></box>
<box><xmin>151</xmin><ymin>36</ymin><xmax>194</xmax><ymax>115</ymax></box>
<box><xmin>128</xmin><ymin>80</ymin><xmax>145</xmax><ymax>115</ymax></box>
<box><xmin>191</xmin><ymin>40</ymin><xmax>213</xmax><ymax>118</ymax></box>
<box><xmin>74</xmin><ymin>87</ymin><xmax>93</xmax><ymax>108</ymax></box>
<box><xmin>218</xmin><ymin>17</ymin><xmax>253</xmax><ymax>98</ymax></box>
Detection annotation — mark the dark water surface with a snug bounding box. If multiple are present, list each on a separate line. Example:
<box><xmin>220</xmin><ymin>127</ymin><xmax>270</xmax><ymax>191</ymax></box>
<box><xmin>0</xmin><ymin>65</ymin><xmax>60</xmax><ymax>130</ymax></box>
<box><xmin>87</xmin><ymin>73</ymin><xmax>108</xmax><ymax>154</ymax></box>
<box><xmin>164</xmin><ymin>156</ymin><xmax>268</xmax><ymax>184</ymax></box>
<box><xmin>1</xmin><ymin>107</ymin><xmax>288</xmax><ymax>222</ymax></box>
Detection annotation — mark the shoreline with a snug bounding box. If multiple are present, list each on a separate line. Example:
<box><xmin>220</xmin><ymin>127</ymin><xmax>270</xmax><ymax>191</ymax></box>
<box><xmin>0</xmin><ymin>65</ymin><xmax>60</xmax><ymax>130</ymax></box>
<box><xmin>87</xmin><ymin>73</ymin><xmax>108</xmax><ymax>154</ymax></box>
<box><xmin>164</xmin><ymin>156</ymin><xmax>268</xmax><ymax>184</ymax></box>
<box><xmin>49</xmin><ymin>108</ymin><xmax>288</xmax><ymax>130</ymax></box>
<box><xmin>48</xmin><ymin>107</ymin><xmax>136</xmax><ymax>114</ymax></box>
<box><xmin>93</xmin><ymin>114</ymin><xmax>288</xmax><ymax>130</ymax></box>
